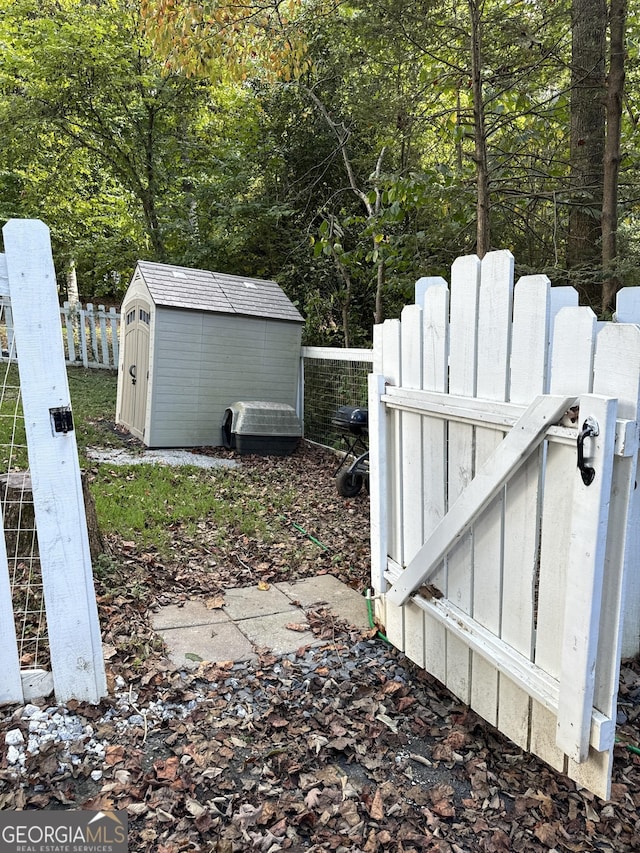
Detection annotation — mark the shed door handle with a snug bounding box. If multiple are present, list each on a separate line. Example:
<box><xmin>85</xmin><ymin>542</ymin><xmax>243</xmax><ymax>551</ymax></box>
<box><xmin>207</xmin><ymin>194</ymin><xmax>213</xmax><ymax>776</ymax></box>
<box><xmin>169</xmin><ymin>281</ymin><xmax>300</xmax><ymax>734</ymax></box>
<box><xmin>129</xmin><ymin>364</ymin><xmax>137</xmax><ymax>385</ymax></box>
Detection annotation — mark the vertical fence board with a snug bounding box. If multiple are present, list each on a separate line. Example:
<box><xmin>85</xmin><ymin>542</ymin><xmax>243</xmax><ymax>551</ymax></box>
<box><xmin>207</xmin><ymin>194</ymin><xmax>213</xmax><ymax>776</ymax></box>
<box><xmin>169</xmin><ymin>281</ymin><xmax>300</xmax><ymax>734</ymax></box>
<box><xmin>556</xmin><ymin>394</ymin><xmax>617</xmax><ymax>763</ymax></box>
<box><xmin>109</xmin><ymin>307</ymin><xmax>119</xmax><ymax>367</ymax></box>
<box><xmin>86</xmin><ymin>303</ymin><xmax>98</xmax><ymax>364</ymax></box>
<box><xmin>530</xmin><ymin>305</ymin><xmax>596</xmax><ymax>770</ymax></box>
<box><xmin>400</xmin><ymin>305</ymin><xmax>426</xmax><ymax>667</ymax></box>
<box><xmin>422</xmin><ymin>283</ymin><xmax>450</xmax><ymax>682</ymax></box>
<box><xmin>98</xmin><ymin>305</ymin><xmax>109</xmax><ymax>366</ymax></box>
<box><xmin>445</xmin><ymin>255</ymin><xmax>481</xmax><ymax>703</ymax></box>
<box><xmin>79</xmin><ymin>306</ymin><xmax>89</xmax><ymax>368</ymax></box>
<box><xmin>381</xmin><ymin>319</ymin><xmax>404</xmax><ymax>650</ymax></box>
<box><xmin>499</xmin><ymin>275</ymin><xmax>550</xmax><ymax>749</ymax></box>
<box><xmin>368</xmin><ymin>371</ymin><xmax>388</xmax><ymax>597</ymax></box>
<box><xmin>63</xmin><ymin>302</ymin><xmax>77</xmax><ymax>364</ymax></box>
<box><xmin>614</xmin><ymin>287</ymin><xmax>640</xmax><ymax>323</ymax></box>
<box><xmin>471</xmin><ymin>250</ymin><xmax>514</xmax><ymax>726</ymax></box>
<box><xmin>3</xmin><ymin>219</ymin><xmax>106</xmax><ymax>704</ymax></box>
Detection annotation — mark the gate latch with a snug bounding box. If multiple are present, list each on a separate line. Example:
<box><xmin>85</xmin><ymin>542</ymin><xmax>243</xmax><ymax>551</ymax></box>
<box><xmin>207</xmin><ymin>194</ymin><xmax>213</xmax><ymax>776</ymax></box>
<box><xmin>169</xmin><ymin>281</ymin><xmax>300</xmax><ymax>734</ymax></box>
<box><xmin>50</xmin><ymin>406</ymin><xmax>74</xmax><ymax>435</ymax></box>
<box><xmin>577</xmin><ymin>416</ymin><xmax>598</xmax><ymax>486</ymax></box>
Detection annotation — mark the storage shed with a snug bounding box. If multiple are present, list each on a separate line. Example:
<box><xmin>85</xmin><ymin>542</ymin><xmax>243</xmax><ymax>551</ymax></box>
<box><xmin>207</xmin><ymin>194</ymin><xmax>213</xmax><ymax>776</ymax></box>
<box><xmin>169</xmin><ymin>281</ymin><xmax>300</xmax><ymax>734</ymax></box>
<box><xmin>116</xmin><ymin>261</ymin><xmax>304</xmax><ymax>448</ymax></box>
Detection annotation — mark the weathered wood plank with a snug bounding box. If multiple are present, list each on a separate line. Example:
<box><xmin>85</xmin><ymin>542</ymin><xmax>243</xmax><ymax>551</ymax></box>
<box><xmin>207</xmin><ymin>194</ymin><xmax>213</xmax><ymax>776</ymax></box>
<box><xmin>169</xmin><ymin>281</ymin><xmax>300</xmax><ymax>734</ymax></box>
<box><xmin>444</xmin><ymin>254</ymin><xmax>481</xmax><ymax>703</ymax></box>
<box><xmin>421</xmin><ymin>282</ymin><xmax>449</xmax><ymax>683</ymax></box>
<box><xmin>471</xmin><ymin>250</ymin><xmax>514</xmax><ymax>725</ymax></box>
<box><xmin>530</xmin><ymin>305</ymin><xmax>596</xmax><ymax>772</ymax></box>
<box><xmin>400</xmin><ymin>304</ymin><xmax>426</xmax><ymax>667</ymax></box>
<box><xmin>368</xmin><ymin>373</ymin><xmax>388</xmax><ymax>596</ymax></box>
<box><xmin>499</xmin><ymin>274</ymin><xmax>551</xmax><ymax>749</ymax></box>
<box><xmin>3</xmin><ymin>219</ymin><xmax>107</xmax><ymax>704</ymax></box>
<box><xmin>556</xmin><ymin>394</ymin><xmax>617</xmax><ymax>763</ymax></box>
<box><xmin>380</xmin><ymin>319</ymin><xmax>404</xmax><ymax>651</ymax></box>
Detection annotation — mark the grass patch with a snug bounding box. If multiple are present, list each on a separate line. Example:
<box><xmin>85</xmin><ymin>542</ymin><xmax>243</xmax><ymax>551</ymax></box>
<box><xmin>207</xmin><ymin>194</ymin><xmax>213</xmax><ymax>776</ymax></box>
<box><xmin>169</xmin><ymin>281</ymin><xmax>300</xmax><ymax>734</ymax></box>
<box><xmin>91</xmin><ymin>464</ymin><xmax>299</xmax><ymax>557</ymax></box>
<box><xmin>67</xmin><ymin>367</ymin><xmax>122</xmax><ymax>456</ymax></box>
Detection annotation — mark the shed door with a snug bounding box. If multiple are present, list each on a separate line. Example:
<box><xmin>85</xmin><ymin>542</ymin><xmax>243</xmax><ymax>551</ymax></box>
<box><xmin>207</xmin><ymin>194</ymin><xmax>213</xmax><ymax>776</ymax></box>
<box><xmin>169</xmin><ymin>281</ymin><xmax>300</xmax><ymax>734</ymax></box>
<box><xmin>121</xmin><ymin>300</ymin><xmax>151</xmax><ymax>440</ymax></box>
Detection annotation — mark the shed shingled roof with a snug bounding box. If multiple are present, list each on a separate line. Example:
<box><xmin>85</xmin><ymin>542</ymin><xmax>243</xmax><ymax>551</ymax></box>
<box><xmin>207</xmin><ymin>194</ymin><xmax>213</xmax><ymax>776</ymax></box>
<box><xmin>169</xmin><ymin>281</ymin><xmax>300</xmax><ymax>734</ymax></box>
<box><xmin>135</xmin><ymin>260</ymin><xmax>303</xmax><ymax>324</ymax></box>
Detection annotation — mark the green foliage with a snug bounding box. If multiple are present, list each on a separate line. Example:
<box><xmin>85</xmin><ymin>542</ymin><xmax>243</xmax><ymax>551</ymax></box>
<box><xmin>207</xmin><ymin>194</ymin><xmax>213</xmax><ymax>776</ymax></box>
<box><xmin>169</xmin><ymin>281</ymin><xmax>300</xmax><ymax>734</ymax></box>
<box><xmin>0</xmin><ymin>0</ymin><xmax>637</xmax><ymax>331</ymax></box>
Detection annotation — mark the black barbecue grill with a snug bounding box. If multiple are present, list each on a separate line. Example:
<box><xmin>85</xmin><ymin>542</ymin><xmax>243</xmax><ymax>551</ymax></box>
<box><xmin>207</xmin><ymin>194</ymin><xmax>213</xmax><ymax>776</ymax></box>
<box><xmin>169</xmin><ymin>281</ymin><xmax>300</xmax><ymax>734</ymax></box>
<box><xmin>331</xmin><ymin>405</ymin><xmax>369</xmax><ymax>496</ymax></box>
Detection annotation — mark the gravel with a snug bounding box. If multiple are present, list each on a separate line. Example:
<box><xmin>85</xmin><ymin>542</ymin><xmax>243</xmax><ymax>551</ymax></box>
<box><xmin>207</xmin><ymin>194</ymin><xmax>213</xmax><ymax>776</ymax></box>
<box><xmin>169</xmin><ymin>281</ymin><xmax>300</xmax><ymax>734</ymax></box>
<box><xmin>86</xmin><ymin>447</ymin><xmax>240</xmax><ymax>469</ymax></box>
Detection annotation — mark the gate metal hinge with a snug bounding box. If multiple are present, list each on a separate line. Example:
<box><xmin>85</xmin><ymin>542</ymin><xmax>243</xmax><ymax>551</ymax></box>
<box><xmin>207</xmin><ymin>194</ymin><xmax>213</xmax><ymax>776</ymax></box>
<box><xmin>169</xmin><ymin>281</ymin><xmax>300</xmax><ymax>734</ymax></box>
<box><xmin>50</xmin><ymin>406</ymin><xmax>74</xmax><ymax>435</ymax></box>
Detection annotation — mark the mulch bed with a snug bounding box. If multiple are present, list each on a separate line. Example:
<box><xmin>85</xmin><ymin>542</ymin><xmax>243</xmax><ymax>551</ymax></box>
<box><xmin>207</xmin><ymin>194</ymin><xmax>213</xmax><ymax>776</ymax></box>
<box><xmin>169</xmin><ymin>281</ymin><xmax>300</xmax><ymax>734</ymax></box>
<box><xmin>1</xmin><ymin>441</ymin><xmax>640</xmax><ymax>852</ymax></box>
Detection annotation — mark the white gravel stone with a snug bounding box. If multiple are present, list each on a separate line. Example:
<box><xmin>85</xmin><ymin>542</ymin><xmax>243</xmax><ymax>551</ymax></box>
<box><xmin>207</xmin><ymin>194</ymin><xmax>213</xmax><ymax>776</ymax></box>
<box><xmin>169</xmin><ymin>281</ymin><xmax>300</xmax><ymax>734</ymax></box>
<box><xmin>5</xmin><ymin>728</ymin><xmax>25</xmax><ymax>746</ymax></box>
<box><xmin>6</xmin><ymin>745</ymin><xmax>22</xmax><ymax>764</ymax></box>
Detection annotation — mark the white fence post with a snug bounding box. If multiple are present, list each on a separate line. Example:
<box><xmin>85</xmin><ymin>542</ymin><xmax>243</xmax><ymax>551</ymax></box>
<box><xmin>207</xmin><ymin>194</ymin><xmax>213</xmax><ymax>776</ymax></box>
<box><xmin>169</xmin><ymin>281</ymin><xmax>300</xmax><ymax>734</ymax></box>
<box><xmin>3</xmin><ymin>219</ymin><xmax>107</xmax><ymax>704</ymax></box>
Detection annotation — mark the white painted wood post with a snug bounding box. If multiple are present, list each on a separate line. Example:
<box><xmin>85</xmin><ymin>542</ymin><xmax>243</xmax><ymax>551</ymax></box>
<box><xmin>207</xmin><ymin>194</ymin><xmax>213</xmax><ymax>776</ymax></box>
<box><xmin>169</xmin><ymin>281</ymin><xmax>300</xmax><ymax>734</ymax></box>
<box><xmin>569</xmin><ymin>322</ymin><xmax>640</xmax><ymax>797</ymax></box>
<box><xmin>3</xmin><ymin>219</ymin><xmax>106</xmax><ymax>704</ymax></box>
<box><xmin>531</xmin><ymin>302</ymin><xmax>594</xmax><ymax>773</ymax></box>
<box><xmin>556</xmin><ymin>394</ymin><xmax>618</xmax><ymax>763</ymax></box>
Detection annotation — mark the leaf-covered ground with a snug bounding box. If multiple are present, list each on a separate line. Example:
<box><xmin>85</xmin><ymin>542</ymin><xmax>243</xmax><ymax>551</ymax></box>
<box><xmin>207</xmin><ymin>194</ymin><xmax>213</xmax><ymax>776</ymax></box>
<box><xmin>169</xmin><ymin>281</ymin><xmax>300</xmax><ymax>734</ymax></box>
<box><xmin>1</xmin><ymin>441</ymin><xmax>640</xmax><ymax>852</ymax></box>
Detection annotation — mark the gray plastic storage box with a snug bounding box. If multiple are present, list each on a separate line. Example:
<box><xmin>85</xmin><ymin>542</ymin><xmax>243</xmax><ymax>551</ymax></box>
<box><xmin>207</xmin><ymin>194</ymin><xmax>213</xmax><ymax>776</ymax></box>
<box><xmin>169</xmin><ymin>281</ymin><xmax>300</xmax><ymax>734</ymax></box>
<box><xmin>221</xmin><ymin>402</ymin><xmax>302</xmax><ymax>456</ymax></box>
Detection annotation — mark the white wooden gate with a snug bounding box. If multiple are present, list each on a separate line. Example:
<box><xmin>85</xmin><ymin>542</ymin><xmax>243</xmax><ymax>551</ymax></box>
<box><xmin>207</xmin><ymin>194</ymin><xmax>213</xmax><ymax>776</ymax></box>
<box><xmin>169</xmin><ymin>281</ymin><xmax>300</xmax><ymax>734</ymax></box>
<box><xmin>0</xmin><ymin>219</ymin><xmax>106</xmax><ymax>706</ymax></box>
<box><xmin>369</xmin><ymin>250</ymin><xmax>640</xmax><ymax>800</ymax></box>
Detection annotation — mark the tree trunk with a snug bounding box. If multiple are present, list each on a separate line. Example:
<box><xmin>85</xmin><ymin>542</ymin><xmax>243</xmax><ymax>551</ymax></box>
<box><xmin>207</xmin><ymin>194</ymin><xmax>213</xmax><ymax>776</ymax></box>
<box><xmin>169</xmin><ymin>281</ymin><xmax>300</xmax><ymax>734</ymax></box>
<box><xmin>602</xmin><ymin>0</ymin><xmax>627</xmax><ymax>315</ymax></box>
<box><xmin>66</xmin><ymin>259</ymin><xmax>79</xmax><ymax>307</ymax></box>
<box><xmin>374</xmin><ymin>259</ymin><xmax>385</xmax><ymax>327</ymax></box>
<box><xmin>468</xmin><ymin>0</ymin><xmax>490</xmax><ymax>258</ymax></box>
<box><xmin>567</xmin><ymin>0</ymin><xmax>606</xmax><ymax>306</ymax></box>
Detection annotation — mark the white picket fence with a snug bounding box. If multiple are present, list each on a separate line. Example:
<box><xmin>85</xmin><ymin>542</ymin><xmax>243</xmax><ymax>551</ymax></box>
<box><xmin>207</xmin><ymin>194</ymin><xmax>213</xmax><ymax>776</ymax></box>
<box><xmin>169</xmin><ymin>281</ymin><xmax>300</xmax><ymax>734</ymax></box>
<box><xmin>0</xmin><ymin>219</ymin><xmax>106</xmax><ymax>705</ymax></box>
<box><xmin>60</xmin><ymin>302</ymin><xmax>120</xmax><ymax>369</ymax></box>
<box><xmin>369</xmin><ymin>253</ymin><xmax>640</xmax><ymax>800</ymax></box>
<box><xmin>0</xmin><ymin>301</ymin><xmax>120</xmax><ymax>370</ymax></box>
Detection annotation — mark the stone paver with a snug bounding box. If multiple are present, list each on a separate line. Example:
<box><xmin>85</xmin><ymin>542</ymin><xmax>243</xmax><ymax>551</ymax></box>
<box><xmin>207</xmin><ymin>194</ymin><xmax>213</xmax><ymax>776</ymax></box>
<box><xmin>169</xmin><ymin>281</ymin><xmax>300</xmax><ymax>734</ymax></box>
<box><xmin>151</xmin><ymin>599</ymin><xmax>229</xmax><ymax>631</ymax></box>
<box><xmin>235</xmin><ymin>611</ymin><xmax>317</xmax><ymax>656</ymax></box>
<box><xmin>222</xmin><ymin>585</ymin><xmax>296</xmax><ymax>620</ymax></box>
<box><xmin>151</xmin><ymin>575</ymin><xmax>371</xmax><ymax>668</ymax></box>
<box><xmin>277</xmin><ymin>575</ymin><xmax>370</xmax><ymax>631</ymax></box>
<box><xmin>159</xmin><ymin>621</ymin><xmax>257</xmax><ymax>668</ymax></box>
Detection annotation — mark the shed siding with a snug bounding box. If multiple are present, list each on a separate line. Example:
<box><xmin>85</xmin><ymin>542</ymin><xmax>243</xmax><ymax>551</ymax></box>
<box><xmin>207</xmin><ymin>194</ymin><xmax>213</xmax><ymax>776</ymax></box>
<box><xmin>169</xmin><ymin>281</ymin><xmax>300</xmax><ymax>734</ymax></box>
<box><xmin>146</xmin><ymin>308</ymin><xmax>301</xmax><ymax>447</ymax></box>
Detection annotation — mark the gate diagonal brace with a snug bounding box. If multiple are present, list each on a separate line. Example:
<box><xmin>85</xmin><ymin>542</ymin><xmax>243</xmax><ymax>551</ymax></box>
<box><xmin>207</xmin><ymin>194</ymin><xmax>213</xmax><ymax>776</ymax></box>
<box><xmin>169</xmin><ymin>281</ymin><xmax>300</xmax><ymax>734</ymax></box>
<box><xmin>385</xmin><ymin>393</ymin><xmax>577</xmax><ymax>607</ymax></box>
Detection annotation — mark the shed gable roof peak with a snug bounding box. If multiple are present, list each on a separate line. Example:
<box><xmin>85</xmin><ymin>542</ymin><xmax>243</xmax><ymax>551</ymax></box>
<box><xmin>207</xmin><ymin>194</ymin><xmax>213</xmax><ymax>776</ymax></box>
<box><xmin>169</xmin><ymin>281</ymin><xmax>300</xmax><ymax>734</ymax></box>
<box><xmin>134</xmin><ymin>260</ymin><xmax>303</xmax><ymax>323</ymax></box>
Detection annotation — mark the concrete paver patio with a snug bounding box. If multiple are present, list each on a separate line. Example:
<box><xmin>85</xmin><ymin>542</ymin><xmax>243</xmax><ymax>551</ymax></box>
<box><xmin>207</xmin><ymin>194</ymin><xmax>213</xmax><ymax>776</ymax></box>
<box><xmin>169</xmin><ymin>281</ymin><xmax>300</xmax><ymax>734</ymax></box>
<box><xmin>151</xmin><ymin>574</ymin><xmax>371</xmax><ymax>668</ymax></box>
